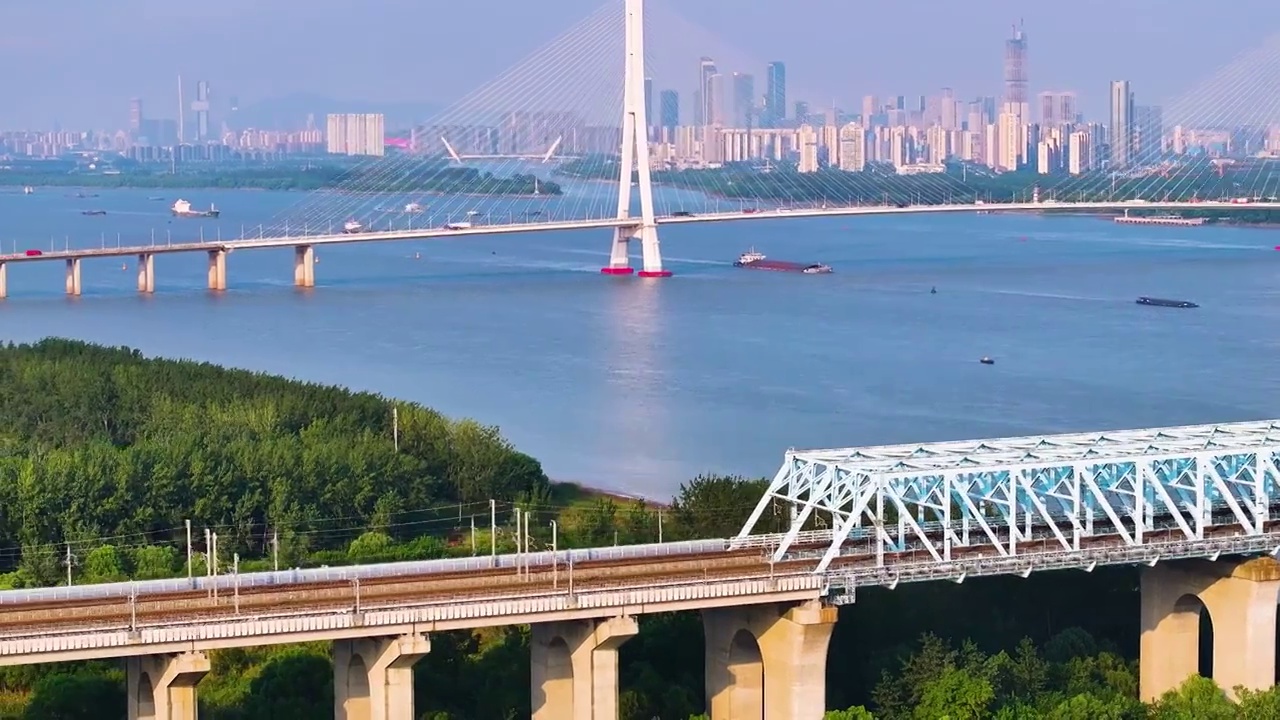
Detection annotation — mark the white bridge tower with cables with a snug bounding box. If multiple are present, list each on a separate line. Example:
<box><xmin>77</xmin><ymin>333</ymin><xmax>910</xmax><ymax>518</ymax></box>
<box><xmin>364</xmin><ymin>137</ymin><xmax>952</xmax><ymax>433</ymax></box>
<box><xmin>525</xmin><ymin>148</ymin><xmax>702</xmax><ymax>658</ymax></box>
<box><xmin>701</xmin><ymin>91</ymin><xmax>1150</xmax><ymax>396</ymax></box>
<box><xmin>601</xmin><ymin>0</ymin><xmax>669</xmax><ymax>277</ymax></box>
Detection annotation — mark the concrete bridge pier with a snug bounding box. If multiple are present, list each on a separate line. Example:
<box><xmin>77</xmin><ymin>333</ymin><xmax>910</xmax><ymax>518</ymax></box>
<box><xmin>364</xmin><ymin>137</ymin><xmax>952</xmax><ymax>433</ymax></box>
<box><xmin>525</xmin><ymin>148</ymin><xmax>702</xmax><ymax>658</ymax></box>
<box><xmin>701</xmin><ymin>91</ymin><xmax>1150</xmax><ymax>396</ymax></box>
<box><xmin>137</xmin><ymin>253</ymin><xmax>155</xmax><ymax>294</ymax></box>
<box><xmin>531</xmin><ymin>615</ymin><xmax>639</xmax><ymax>720</ymax></box>
<box><xmin>64</xmin><ymin>257</ymin><xmax>81</xmax><ymax>296</ymax></box>
<box><xmin>207</xmin><ymin>250</ymin><xmax>227</xmax><ymax>291</ymax></box>
<box><xmin>294</xmin><ymin>245</ymin><xmax>315</xmax><ymax>288</ymax></box>
<box><xmin>125</xmin><ymin>651</ymin><xmax>210</xmax><ymax>720</ymax></box>
<box><xmin>1141</xmin><ymin>557</ymin><xmax>1280</xmax><ymax>701</ymax></box>
<box><xmin>702</xmin><ymin>600</ymin><xmax>837</xmax><ymax>720</ymax></box>
<box><xmin>333</xmin><ymin>633</ymin><xmax>431</xmax><ymax>720</ymax></box>
<box><xmin>0</xmin><ymin>261</ymin><xmax>7</xmax><ymax>299</ymax></box>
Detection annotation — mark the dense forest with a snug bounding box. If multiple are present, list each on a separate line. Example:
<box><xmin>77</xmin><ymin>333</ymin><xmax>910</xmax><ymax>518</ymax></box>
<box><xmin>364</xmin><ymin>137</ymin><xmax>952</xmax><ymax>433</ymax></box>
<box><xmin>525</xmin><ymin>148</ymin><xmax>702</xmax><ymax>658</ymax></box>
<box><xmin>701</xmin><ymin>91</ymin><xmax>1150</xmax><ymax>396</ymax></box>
<box><xmin>0</xmin><ymin>164</ymin><xmax>560</xmax><ymax>195</ymax></box>
<box><xmin>0</xmin><ymin>340</ymin><xmax>1266</xmax><ymax>719</ymax></box>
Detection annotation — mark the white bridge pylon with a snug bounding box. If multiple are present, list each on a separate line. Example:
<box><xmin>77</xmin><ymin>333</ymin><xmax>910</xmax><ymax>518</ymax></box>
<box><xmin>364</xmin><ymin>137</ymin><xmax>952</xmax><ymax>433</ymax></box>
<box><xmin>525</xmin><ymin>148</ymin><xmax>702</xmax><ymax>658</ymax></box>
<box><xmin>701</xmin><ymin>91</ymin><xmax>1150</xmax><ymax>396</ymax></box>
<box><xmin>602</xmin><ymin>0</ymin><xmax>667</xmax><ymax>277</ymax></box>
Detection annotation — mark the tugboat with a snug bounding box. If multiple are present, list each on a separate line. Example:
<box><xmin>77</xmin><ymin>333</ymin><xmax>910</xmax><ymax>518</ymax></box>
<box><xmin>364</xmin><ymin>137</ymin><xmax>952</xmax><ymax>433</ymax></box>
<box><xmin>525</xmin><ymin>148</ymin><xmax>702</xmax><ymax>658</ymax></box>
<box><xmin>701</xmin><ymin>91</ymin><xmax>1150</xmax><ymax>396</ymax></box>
<box><xmin>733</xmin><ymin>248</ymin><xmax>832</xmax><ymax>274</ymax></box>
<box><xmin>171</xmin><ymin>199</ymin><xmax>220</xmax><ymax>218</ymax></box>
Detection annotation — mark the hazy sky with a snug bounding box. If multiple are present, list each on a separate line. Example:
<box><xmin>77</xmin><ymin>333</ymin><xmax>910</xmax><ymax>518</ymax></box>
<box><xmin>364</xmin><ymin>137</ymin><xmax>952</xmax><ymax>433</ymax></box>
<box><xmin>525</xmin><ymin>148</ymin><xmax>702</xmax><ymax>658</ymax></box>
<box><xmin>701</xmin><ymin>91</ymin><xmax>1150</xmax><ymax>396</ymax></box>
<box><xmin>2</xmin><ymin>0</ymin><xmax>1277</xmax><ymax>129</ymax></box>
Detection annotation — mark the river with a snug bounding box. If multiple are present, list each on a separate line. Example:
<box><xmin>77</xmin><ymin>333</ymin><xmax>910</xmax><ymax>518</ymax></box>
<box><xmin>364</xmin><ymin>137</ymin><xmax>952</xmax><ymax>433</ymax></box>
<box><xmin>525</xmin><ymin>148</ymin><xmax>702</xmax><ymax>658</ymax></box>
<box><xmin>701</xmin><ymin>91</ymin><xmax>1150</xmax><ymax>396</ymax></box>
<box><xmin>1</xmin><ymin>180</ymin><xmax>1278</xmax><ymax>498</ymax></box>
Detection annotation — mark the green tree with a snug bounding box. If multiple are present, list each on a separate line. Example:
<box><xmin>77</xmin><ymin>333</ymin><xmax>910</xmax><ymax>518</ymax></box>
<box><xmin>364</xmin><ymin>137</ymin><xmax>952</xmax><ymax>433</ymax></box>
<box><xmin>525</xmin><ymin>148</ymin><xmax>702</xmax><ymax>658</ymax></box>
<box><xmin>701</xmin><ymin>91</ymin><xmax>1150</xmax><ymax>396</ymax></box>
<box><xmin>81</xmin><ymin>546</ymin><xmax>126</xmax><ymax>584</ymax></box>
<box><xmin>912</xmin><ymin>666</ymin><xmax>995</xmax><ymax>720</ymax></box>
<box><xmin>23</xmin><ymin>672</ymin><xmax>125</xmax><ymax>720</ymax></box>
<box><xmin>1149</xmin><ymin>676</ymin><xmax>1236</xmax><ymax>720</ymax></box>
<box><xmin>240</xmin><ymin>651</ymin><xmax>332</xmax><ymax>720</ymax></box>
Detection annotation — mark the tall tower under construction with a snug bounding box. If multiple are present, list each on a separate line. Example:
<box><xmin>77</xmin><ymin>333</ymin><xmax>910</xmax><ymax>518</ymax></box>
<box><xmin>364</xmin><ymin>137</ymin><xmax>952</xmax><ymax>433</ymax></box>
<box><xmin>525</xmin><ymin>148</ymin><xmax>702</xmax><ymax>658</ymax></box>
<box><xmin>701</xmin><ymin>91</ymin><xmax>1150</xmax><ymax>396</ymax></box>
<box><xmin>1003</xmin><ymin>22</ymin><xmax>1028</xmax><ymax>119</ymax></box>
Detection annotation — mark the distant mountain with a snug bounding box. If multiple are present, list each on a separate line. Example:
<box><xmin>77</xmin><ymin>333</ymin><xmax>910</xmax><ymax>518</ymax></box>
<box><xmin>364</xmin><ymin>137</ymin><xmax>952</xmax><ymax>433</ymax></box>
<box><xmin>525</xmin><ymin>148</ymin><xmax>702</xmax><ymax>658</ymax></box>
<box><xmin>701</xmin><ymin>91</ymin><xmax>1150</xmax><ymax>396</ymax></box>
<box><xmin>234</xmin><ymin>94</ymin><xmax>444</xmax><ymax>132</ymax></box>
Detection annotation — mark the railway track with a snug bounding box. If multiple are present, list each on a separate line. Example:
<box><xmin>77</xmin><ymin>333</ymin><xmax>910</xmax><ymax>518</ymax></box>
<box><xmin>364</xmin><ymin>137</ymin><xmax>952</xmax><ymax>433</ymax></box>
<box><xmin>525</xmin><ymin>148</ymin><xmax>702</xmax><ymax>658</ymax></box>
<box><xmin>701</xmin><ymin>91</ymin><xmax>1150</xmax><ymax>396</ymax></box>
<box><xmin>0</xmin><ymin>545</ymin><xmax>827</xmax><ymax>635</ymax></box>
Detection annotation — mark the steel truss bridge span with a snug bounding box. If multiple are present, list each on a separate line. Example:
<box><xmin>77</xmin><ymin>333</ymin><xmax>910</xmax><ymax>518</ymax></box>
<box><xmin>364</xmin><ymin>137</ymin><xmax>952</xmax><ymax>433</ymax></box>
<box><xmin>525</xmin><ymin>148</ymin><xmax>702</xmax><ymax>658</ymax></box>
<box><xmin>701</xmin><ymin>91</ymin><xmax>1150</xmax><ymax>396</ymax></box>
<box><xmin>1</xmin><ymin>200</ymin><xmax>1276</xmax><ymax>267</ymax></box>
<box><xmin>739</xmin><ymin>419</ymin><xmax>1280</xmax><ymax>577</ymax></box>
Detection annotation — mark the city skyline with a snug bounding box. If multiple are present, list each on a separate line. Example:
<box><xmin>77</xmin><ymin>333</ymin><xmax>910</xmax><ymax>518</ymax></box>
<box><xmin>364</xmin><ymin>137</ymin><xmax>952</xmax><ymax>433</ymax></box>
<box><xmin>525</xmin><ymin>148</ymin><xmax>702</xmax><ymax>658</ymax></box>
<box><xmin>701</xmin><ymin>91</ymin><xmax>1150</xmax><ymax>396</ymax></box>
<box><xmin>0</xmin><ymin>0</ymin><xmax>1277</xmax><ymax>128</ymax></box>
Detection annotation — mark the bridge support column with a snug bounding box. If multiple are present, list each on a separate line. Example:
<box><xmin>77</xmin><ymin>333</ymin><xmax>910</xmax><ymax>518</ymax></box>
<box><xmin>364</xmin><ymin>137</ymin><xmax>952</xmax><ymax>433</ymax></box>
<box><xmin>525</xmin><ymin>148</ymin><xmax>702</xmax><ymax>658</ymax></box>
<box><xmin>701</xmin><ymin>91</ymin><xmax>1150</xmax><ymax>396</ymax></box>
<box><xmin>207</xmin><ymin>249</ymin><xmax>227</xmax><ymax>291</ymax></box>
<box><xmin>702</xmin><ymin>600</ymin><xmax>837</xmax><ymax>720</ymax></box>
<box><xmin>531</xmin><ymin>615</ymin><xmax>638</xmax><ymax>720</ymax></box>
<box><xmin>137</xmin><ymin>253</ymin><xmax>155</xmax><ymax>294</ymax></box>
<box><xmin>333</xmin><ymin>633</ymin><xmax>431</xmax><ymax>720</ymax></box>
<box><xmin>293</xmin><ymin>245</ymin><xmax>314</xmax><ymax>288</ymax></box>
<box><xmin>0</xmin><ymin>261</ymin><xmax>7</xmax><ymax>299</ymax></box>
<box><xmin>64</xmin><ymin>257</ymin><xmax>81</xmax><ymax>296</ymax></box>
<box><xmin>125</xmin><ymin>651</ymin><xmax>210</xmax><ymax>720</ymax></box>
<box><xmin>1140</xmin><ymin>557</ymin><xmax>1280</xmax><ymax>701</ymax></box>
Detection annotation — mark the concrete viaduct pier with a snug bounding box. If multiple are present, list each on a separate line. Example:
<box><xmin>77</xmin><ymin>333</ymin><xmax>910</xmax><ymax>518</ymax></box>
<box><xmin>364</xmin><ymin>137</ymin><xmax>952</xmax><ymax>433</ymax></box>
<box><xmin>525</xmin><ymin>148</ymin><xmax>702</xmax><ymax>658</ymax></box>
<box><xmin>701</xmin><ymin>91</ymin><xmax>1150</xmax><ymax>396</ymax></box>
<box><xmin>1141</xmin><ymin>556</ymin><xmax>1280</xmax><ymax>701</ymax></box>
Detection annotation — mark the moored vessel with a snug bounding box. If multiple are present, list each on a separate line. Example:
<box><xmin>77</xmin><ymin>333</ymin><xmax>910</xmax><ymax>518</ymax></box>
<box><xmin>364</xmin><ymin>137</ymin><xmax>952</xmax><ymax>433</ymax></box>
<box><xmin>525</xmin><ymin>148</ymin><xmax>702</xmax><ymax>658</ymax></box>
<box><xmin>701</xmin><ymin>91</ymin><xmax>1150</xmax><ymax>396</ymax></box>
<box><xmin>171</xmin><ymin>199</ymin><xmax>220</xmax><ymax>218</ymax></box>
<box><xmin>734</xmin><ymin>248</ymin><xmax>831</xmax><ymax>274</ymax></box>
<box><xmin>1114</xmin><ymin>214</ymin><xmax>1206</xmax><ymax>226</ymax></box>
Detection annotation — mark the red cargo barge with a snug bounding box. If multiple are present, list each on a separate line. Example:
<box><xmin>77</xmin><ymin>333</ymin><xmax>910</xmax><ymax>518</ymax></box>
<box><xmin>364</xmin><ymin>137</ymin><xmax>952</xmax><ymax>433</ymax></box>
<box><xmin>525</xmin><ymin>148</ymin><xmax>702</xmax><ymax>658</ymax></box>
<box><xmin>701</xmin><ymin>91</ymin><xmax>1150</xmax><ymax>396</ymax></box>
<box><xmin>733</xmin><ymin>248</ymin><xmax>832</xmax><ymax>274</ymax></box>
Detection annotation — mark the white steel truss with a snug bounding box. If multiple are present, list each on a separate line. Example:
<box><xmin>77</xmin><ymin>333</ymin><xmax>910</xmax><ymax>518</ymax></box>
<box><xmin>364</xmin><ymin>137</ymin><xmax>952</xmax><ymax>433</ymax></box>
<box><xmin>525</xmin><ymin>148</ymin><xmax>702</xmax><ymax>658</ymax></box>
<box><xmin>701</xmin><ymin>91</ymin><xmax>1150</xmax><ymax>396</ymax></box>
<box><xmin>737</xmin><ymin>420</ymin><xmax>1280</xmax><ymax>574</ymax></box>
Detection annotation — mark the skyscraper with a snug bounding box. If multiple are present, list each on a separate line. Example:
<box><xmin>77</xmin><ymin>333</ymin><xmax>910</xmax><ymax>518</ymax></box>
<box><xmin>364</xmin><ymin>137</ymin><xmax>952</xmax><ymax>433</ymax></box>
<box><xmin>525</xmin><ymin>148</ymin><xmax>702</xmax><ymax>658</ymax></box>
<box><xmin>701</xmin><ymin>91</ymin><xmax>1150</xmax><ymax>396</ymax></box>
<box><xmin>1003</xmin><ymin>23</ymin><xmax>1028</xmax><ymax>119</ymax></box>
<box><xmin>1038</xmin><ymin>91</ymin><xmax>1076</xmax><ymax>126</ymax></box>
<box><xmin>706</xmin><ymin>73</ymin><xmax>725</xmax><ymax>126</ymax></box>
<box><xmin>1134</xmin><ymin>105</ymin><xmax>1163</xmax><ymax>164</ymax></box>
<box><xmin>732</xmin><ymin>73</ymin><xmax>755</xmax><ymax>128</ymax></box>
<box><xmin>696</xmin><ymin>57</ymin><xmax>717</xmax><ymax>125</ymax></box>
<box><xmin>1109</xmin><ymin>80</ymin><xmax>1134</xmax><ymax>168</ymax></box>
<box><xmin>192</xmin><ymin>80</ymin><xmax>211</xmax><ymax>142</ymax></box>
<box><xmin>764</xmin><ymin>62</ymin><xmax>786</xmax><ymax>127</ymax></box>
<box><xmin>659</xmin><ymin>90</ymin><xmax>679</xmax><ymax>134</ymax></box>
<box><xmin>129</xmin><ymin>99</ymin><xmax>143</xmax><ymax>136</ymax></box>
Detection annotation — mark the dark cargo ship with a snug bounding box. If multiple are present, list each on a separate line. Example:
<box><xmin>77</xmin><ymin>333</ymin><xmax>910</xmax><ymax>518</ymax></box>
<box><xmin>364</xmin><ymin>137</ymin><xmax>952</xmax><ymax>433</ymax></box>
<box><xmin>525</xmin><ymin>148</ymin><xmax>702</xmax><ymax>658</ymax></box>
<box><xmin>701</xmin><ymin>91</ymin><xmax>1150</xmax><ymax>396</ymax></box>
<box><xmin>1136</xmin><ymin>296</ymin><xmax>1198</xmax><ymax>308</ymax></box>
<box><xmin>734</xmin><ymin>249</ymin><xmax>832</xmax><ymax>274</ymax></box>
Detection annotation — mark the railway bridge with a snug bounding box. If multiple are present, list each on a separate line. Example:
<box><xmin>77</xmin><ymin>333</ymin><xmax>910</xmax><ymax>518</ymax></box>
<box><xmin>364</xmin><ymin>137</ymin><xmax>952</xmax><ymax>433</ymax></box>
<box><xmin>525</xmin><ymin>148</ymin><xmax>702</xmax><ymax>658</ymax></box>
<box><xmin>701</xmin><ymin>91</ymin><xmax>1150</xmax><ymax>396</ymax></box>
<box><xmin>0</xmin><ymin>419</ymin><xmax>1278</xmax><ymax>719</ymax></box>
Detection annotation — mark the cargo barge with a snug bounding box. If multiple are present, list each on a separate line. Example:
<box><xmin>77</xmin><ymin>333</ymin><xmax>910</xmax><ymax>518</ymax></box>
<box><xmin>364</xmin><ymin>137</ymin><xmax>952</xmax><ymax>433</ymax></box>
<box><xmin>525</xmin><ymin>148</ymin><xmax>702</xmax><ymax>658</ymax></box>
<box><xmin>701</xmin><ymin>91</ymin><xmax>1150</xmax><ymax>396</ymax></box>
<box><xmin>1136</xmin><ymin>296</ymin><xmax>1198</xmax><ymax>308</ymax></box>
<box><xmin>1114</xmin><ymin>213</ymin><xmax>1206</xmax><ymax>226</ymax></box>
<box><xmin>734</xmin><ymin>249</ymin><xmax>831</xmax><ymax>274</ymax></box>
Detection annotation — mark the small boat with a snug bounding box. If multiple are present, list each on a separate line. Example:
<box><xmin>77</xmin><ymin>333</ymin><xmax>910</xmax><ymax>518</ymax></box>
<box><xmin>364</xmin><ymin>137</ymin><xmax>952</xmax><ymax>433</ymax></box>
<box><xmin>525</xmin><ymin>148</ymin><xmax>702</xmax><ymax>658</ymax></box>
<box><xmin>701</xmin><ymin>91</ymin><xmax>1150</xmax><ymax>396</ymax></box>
<box><xmin>81</xmin><ymin>210</ymin><xmax>107</xmax><ymax>216</ymax></box>
<box><xmin>980</xmin><ymin>357</ymin><xmax>995</xmax><ymax>365</ymax></box>
<box><xmin>443</xmin><ymin>221</ymin><xmax>472</xmax><ymax>230</ymax></box>
<box><xmin>22</xmin><ymin>186</ymin><xmax>33</xmax><ymax>195</ymax></box>
<box><xmin>403</xmin><ymin>202</ymin><xmax>424</xmax><ymax>214</ymax></box>
<box><xmin>343</xmin><ymin>220</ymin><xmax>364</xmax><ymax>234</ymax></box>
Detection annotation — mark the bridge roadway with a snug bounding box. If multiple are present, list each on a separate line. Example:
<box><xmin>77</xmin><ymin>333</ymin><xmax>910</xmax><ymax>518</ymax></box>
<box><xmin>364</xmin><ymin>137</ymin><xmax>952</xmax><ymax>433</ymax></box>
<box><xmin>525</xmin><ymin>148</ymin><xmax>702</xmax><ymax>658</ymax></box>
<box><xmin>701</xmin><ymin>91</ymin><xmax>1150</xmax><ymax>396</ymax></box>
<box><xmin>0</xmin><ymin>199</ymin><xmax>1274</xmax><ymax>266</ymax></box>
<box><xmin>0</xmin><ymin>511</ymin><xmax>1276</xmax><ymax>663</ymax></box>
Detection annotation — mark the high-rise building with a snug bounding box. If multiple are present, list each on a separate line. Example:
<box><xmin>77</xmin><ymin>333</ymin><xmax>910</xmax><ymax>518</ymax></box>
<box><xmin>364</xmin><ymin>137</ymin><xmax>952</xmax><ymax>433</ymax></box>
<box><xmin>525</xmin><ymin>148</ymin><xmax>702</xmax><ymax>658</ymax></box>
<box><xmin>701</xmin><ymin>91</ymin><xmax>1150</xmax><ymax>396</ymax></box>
<box><xmin>326</xmin><ymin>113</ymin><xmax>386</xmax><ymax>156</ymax></box>
<box><xmin>696</xmin><ymin>57</ymin><xmax>717</xmax><ymax>125</ymax></box>
<box><xmin>797</xmin><ymin>124</ymin><xmax>819</xmax><ymax>172</ymax></box>
<box><xmin>764</xmin><ymin>62</ymin><xmax>786</xmax><ymax>127</ymax></box>
<box><xmin>732</xmin><ymin>73</ymin><xmax>755</xmax><ymax>128</ymax></box>
<box><xmin>794</xmin><ymin>101</ymin><xmax>810</xmax><ymax>125</ymax></box>
<box><xmin>861</xmin><ymin>96</ymin><xmax>877</xmax><ymax>122</ymax></box>
<box><xmin>1068</xmin><ymin>131</ymin><xmax>1091</xmax><ymax>174</ymax></box>
<box><xmin>129</xmin><ymin>99</ymin><xmax>143</xmax><ymax>137</ymax></box>
<box><xmin>838</xmin><ymin>123</ymin><xmax>866</xmax><ymax>171</ymax></box>
<box><xmin>706</xmin><ymin>73</ymin><xmax>725</xmax><ymax>126</ymax></box>
<box><xmin>940</xmin><ymin>88</ymin><xmax>957</xmax><ymax>130</ymax></box>
<box><xmin>1134</xmin><ymin>105</ymin><xmax>1163</xmax><ymax>164</ymax></box>
<box><xmin>1004</xmin><ymin>23</ymin><xmax>1028</xmax><ymax>119</ymax></box>
<box><xmin>659</xmin><ymin>90</ymin><xmax>679</xmax><ymax>135</ymax></box>
<box><xmin>1109</xmin><ymin>80</ymin><xmax>1134</xmax><ymax>168</ymax></box>
<box><xmin>192</xmin><ymin>81</ymin><xmax>211</xmax><ymax>142</ymax></box>
<box><xmin>1038</xmin><ymin>91</ymin><xmax>1077</xmax><ymax>127</ymax></box>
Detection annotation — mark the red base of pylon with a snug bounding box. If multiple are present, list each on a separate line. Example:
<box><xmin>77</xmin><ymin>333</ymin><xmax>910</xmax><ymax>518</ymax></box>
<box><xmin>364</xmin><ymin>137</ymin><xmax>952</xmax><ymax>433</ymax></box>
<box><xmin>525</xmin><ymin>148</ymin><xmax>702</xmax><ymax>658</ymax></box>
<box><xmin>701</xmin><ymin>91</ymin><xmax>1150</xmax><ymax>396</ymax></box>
<box><xmin>638</xmin><ymin>270</ymin><xmax>673</xmax><ymax>278</ymax></box>
<box><xmin>600</xmin><ymin>267</ymin><xmax>635</xmax><ymax>275</ymax></box>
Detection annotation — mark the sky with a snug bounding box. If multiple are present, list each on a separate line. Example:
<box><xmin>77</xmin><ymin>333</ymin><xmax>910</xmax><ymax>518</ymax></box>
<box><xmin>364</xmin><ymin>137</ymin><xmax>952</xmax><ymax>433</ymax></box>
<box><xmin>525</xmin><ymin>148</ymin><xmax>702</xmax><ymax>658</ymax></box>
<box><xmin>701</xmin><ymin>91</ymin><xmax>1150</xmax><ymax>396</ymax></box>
<box><xmin>1</xmin><ymin>0</ymin><xmax>1277</xmax><ymax>129</ymax></box>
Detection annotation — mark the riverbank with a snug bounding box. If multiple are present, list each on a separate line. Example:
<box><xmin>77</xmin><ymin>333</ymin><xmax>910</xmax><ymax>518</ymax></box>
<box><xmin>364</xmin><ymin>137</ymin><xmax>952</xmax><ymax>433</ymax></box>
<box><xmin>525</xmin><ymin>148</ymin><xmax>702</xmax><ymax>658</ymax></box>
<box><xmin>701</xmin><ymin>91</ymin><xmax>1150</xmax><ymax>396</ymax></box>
<box><xmin>0</xmin><ymin>168</ymin><xmax>562</xmax><ymax>196</ymax></box>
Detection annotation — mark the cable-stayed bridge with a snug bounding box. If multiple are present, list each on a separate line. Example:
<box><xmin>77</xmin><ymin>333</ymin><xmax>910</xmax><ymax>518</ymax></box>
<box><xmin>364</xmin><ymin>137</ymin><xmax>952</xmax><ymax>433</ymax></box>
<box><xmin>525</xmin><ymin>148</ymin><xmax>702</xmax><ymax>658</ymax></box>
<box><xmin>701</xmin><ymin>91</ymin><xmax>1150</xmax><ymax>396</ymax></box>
<box><xmin>2</xmin><ymin>0</ymin><xmax>1279</xmax><ymax>298</ymax></box>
